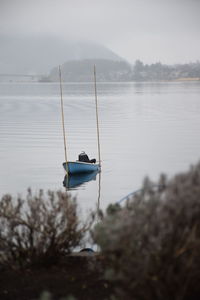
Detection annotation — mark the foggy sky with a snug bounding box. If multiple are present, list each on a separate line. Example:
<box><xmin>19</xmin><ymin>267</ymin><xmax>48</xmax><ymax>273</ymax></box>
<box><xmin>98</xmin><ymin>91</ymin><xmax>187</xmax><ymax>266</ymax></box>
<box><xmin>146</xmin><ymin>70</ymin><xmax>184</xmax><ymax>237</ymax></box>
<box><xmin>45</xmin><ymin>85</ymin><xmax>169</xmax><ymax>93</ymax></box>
<box><xmin>1</xmin><ymin>0</ymin><xmax>200</xmax><ymax>64</ymax></box>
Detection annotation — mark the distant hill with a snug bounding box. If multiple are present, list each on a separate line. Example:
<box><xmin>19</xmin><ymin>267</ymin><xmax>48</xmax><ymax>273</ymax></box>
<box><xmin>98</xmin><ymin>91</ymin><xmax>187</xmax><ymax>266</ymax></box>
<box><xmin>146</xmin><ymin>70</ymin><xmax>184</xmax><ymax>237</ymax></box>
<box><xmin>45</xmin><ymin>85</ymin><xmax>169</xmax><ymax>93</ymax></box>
<box><xmin>47</xmin><ymin>59</ymin><xmax>132</xmax><ymax>82</ymax></box>
<box><xmin>46</xmin><ymin>59</ymin><xmax>200</xmax><ymax>82</ymax></box>
<box><xmin>0</xmin><ymin>35</ymin><xmax>123</xmax><ymax>75</ymax></box>
<box><xmin>1</xmin><ymin>34</ymin><xmax>199</xmax><ymax>82</ymax></box>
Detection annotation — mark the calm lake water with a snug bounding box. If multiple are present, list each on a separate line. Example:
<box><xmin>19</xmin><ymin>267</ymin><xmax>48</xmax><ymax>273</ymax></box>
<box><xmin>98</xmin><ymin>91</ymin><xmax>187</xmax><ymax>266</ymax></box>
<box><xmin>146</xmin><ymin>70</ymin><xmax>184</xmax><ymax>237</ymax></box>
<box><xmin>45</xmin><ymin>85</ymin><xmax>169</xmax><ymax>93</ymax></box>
<box><xmin>0</xmin><ymin>81</ymin><xmax>200</xmax><ymax>212</ymax></box>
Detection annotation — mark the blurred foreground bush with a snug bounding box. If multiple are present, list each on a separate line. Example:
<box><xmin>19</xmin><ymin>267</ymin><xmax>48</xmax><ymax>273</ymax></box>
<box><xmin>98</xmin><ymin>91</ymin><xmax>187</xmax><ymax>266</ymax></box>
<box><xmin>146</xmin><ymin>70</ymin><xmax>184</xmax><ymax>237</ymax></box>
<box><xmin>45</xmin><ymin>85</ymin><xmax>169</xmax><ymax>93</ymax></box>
<box><xmin>0</xmin><ymin>189</ymin><xmax>90</xmax><ymax>268</ymax></box>
<box><xmin>93</xmin><ymin>162</ymin><xmax>200</xmax><ymax>300</ymax></box>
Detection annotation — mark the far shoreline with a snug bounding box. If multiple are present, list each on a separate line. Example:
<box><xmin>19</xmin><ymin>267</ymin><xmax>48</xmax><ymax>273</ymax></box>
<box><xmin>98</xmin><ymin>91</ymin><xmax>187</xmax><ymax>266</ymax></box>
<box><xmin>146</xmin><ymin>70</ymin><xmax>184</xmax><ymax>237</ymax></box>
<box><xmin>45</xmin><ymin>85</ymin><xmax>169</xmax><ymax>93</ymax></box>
<box><xmin>0</xmin><ymin>78</ymin><xmax>200</xmax><ymax>84</ymax></box>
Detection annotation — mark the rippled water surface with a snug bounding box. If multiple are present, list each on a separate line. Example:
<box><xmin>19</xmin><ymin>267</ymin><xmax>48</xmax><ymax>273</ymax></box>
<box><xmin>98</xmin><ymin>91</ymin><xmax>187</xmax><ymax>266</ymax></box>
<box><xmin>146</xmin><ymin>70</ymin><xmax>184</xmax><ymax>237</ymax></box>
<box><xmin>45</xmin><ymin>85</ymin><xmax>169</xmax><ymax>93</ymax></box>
<box><xmin>0</xmin><ymin>81</ymin><xmax>200</xmax><ymax>211</ymax></box>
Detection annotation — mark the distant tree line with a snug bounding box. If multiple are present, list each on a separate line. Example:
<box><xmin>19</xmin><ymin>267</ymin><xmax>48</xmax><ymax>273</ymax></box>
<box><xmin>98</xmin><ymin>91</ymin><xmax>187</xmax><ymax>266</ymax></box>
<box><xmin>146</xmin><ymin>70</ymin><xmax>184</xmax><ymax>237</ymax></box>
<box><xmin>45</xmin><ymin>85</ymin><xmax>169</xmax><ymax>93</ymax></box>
<box><xmin>42</xmin><ymin>59</ymin><xmax>200</xmax><ymax>82</ymax></box>
<box><xmin>132</xmin><ymin>60</ymin><xmax>200</xmax><ymax>81</ymax></box>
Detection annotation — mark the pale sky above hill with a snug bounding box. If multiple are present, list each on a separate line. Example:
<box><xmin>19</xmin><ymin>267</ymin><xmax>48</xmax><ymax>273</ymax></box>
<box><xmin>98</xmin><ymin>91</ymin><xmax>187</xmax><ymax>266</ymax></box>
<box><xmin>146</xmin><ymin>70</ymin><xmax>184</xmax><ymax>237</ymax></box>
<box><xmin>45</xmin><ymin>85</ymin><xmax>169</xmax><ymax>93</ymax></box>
<box><xmin>0</xmin><ymin>0</ymin><xmax>200</xmax><ymax>64</ymax></box>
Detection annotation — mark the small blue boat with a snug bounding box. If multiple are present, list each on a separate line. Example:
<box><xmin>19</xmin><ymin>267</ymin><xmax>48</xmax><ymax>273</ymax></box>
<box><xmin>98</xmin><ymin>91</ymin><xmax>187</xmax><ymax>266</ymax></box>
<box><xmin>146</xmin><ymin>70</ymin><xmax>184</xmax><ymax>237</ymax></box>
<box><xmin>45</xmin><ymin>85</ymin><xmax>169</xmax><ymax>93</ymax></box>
<box><xmin>63</xmin><ymin>161</ymin><xmax>100</xmax><ymax>175</ymax></box>
<box><xmin>59</xmin><ymin>65</ymin><xmax>101</xmax><ymax>176</ymax></box>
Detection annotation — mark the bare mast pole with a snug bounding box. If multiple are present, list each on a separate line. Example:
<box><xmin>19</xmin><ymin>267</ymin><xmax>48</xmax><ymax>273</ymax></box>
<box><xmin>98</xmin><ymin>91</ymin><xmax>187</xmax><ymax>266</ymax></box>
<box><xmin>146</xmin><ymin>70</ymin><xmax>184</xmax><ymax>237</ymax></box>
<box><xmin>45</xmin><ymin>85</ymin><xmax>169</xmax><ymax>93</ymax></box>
<box><xmin>59</xmin><ymin>65</ymin><xmax>68</xmax><ymax>175</ymax></box>
<box><xmin>94</xmin><ymin>65</ymin><xmax>101</xmax><ymax>167</ymax></box>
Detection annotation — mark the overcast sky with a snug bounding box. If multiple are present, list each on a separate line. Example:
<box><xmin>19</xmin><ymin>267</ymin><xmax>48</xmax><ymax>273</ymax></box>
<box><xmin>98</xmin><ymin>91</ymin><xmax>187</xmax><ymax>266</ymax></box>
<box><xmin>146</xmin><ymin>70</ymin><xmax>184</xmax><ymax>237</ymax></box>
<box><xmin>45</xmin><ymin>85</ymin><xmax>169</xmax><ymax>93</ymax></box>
<box><xmin>1</xmin><ymin>0</ymin><xmax>200</xmax><ymax>64</ymax></box>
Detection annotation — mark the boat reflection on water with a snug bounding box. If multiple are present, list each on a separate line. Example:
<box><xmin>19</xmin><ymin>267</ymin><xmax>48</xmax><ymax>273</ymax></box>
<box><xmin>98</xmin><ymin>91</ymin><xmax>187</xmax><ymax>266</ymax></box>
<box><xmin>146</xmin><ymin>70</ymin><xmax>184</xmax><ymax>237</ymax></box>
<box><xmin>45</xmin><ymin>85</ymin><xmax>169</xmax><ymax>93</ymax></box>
<box><xmin>63</xmin><ymin>170</ymin><xmax>99</xmax><ymax>190</ymax></box>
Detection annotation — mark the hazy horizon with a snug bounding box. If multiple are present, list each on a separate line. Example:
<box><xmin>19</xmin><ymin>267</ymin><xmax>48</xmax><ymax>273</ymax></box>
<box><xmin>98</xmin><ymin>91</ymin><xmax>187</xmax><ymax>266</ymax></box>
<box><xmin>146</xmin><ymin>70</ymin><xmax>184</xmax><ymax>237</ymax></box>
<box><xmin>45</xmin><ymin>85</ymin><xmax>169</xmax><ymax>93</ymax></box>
<box><xmin>1</xmin><ymin>0</ymin><xmax>200</xmax><ymax>65</ymax></box>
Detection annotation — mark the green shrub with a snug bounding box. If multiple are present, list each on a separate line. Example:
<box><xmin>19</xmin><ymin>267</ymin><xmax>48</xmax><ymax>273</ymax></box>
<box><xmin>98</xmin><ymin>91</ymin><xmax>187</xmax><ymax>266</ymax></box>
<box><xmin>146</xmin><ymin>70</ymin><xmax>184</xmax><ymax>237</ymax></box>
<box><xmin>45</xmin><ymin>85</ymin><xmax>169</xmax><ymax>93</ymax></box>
<box><xmin>0</xmin><ymin>189</ymin><xmax>91</xmax><ymax>268</ymax></box>
<box><xmin>93</xmin><ymin>162</ymin><xmax>200</xmax><ymax>300</ymax></box>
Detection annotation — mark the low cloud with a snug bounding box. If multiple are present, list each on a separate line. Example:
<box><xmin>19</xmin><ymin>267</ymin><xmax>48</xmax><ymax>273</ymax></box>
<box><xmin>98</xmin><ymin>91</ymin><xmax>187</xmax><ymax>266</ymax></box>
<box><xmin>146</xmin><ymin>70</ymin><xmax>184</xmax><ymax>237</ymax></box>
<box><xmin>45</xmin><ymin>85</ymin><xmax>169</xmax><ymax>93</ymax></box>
<box><xmin>0</xmin><ymin>0</ymin><xmax>200</xmax><ymax>63</ymax></box>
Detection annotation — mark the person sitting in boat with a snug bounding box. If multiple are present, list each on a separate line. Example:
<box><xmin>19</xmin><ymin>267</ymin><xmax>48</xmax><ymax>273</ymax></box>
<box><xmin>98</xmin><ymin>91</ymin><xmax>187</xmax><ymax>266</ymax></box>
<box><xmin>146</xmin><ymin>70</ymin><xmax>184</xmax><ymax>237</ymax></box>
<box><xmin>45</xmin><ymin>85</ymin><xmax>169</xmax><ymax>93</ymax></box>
<box><xmin>78</xmin><ymin>151</ymin><xmax>96</xmax><ymax>164</ymax></box>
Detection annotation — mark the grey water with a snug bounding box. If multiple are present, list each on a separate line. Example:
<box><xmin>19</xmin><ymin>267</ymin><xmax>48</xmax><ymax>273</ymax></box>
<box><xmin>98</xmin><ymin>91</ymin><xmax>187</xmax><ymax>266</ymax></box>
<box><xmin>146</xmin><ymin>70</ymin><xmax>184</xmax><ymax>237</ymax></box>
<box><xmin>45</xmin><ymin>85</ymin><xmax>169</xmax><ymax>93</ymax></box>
<box><xmin>0</xmin><ymin>81</ymin><xmax>200</xmax><ymax>212</ymax></box>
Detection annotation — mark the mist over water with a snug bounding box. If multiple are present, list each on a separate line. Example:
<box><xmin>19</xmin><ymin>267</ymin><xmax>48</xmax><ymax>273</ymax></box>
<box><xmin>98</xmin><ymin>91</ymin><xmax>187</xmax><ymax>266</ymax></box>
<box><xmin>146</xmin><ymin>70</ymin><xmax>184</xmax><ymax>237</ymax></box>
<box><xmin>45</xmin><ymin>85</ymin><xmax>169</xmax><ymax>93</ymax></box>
<box><xmin>1</xmin><ymin>0</ymin><xmax>200</xmax><ymax>64</ymax></box>
<box><xmin>0</xmin><ymin>81</ymin><xmax>200</xmax><ymax>212</ymax></box>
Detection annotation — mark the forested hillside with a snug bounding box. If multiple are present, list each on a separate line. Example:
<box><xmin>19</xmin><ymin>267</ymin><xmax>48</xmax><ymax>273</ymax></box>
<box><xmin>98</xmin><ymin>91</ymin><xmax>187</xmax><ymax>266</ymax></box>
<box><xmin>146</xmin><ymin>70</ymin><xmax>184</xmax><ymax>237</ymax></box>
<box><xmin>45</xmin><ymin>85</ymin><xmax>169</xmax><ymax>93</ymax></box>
<box><xmin>45</xmin><ymin>59</ymin><xmax>200</xmax><ymax>82</ymax></box>
<box><xmin>48</xmin><ymin>59</ymin><xmax>132</xmax><ymax>82</ymax></box>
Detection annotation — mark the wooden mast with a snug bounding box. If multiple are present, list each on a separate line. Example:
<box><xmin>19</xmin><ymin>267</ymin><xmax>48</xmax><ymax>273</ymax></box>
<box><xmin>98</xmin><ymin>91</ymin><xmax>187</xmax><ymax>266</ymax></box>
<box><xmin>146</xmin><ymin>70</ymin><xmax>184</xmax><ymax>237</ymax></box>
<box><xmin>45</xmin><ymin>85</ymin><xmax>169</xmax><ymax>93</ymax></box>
<box><xmin>59</xmin><ymin>65</ymin><xmax>68</xmax><ymax>175</ymax></box>
<box><xmin>94</xmin><ymin>65</ymin><xmax>101</xmax><ymax>167</ymax></box>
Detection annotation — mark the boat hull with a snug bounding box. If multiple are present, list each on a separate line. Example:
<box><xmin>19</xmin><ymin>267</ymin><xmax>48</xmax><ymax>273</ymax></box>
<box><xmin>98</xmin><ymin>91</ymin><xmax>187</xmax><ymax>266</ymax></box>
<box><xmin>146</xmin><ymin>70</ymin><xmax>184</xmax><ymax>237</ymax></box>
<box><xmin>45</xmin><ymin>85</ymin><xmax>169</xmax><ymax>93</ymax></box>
<box><xmin>63</xmin><ymin>161</ymin><xmax>100</xmax><ymax>175</ymax></box>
